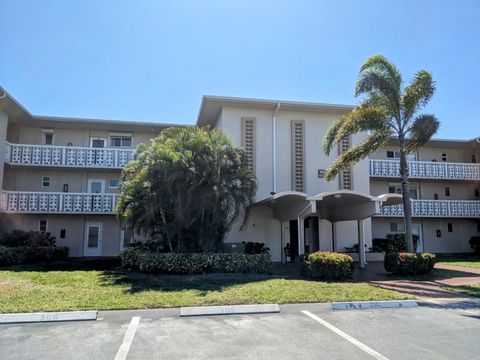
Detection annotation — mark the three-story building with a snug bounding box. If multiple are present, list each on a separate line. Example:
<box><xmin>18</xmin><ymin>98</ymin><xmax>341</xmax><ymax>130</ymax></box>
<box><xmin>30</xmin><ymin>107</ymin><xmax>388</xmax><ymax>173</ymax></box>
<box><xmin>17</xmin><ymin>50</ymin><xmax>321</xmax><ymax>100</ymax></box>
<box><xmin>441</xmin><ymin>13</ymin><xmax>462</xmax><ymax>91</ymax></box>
<box><xmin>1</xmin><ymin>88</ymin><xmax>478</xmax><ymax>262</ymax></box>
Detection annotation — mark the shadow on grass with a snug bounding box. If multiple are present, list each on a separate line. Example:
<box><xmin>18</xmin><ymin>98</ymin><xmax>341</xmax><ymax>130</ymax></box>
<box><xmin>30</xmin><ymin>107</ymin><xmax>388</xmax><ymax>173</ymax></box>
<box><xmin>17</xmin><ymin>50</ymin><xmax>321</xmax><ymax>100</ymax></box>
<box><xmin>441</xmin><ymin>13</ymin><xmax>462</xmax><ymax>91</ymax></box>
<box><xmin>100</xmin><ymin>269</ymin><xmax>279</xmax><ymax>295</ymax></box>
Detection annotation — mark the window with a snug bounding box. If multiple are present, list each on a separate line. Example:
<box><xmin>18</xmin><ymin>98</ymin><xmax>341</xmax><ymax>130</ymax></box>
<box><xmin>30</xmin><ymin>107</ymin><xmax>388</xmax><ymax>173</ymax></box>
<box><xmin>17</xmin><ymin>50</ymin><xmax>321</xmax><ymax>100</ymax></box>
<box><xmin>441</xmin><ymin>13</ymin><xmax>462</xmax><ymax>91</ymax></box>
<box><xmin>434</xmin><ymin>193</ymin><xmax>439</xmax><ymax>200</ymax></box>
<box><xmin>441</xmin><ymin>153</ymin><xmax>447</xmax><ymax>162</ymax></box>
<box><xmin>390</xmin><ymin>222</ymin><xmax>405</xmax><ymax>233</ymax></box>
<box><xmin>42</xmin><ymin>176</ymin><xmax>50</xmax><ymax>187</ymax></box>
<box><xmin>109</xmin><ymin>136</ymin><xmax>132</xmax><ymax>148</ymax></box>
<box><xmin>447</xmin><ymin>223</ymin><xmax>453</xmax><ymax>232</ymax></box>
<box><xmin>475</xmin><ymin>189</ymin><xmax>479</xmax><ymax>198</ymax></box>
<box><xmin>477</xmin><ymin>222</ymin><xmax>480</xmax><ymax>232</ymax></box>
<box><xmin>43</xmin><ymin>133</ymin><xmax>53</xmax><ymax>145</ymax></box>
<box><xmin>386</xmin><ymin>151</ymin><xmax>416</xmax><ymax>161</ymax></box>
<box><xmin>472</xmin><ymin>155</ymin><xmax>477</xmax><ymax>164</ymax></box>
<box><xmin>445</xmin><ymin>187</ymin><xmax>451</xmax><ymax>197</ymax></box>
<box><xmin>109</xmin><ymin>179</ymin><xmax>120</xmax><ymax>189</ymax></box>
<box><xmin>39</xmin><ymin>220</ymin><xmax>47</xmax><ymax>233</ymax></box>
<box><xmin>388</xmin><ymin>185</ymin><xmax>418</xmax><ymax>199</ymax></box>
<box><xmin>121</xmin><ymin>228</ymin><xmax>132</xmax><ymax>250</ymax></box>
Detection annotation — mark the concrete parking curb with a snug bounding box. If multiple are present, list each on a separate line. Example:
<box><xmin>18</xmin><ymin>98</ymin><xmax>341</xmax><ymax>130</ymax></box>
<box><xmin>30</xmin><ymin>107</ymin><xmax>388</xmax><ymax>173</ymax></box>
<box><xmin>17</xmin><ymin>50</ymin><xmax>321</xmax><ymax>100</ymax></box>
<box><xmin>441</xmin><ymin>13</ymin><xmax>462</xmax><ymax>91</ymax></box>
<box><xmin>331</xmin><ymin>300</ymin><xmax>418</xmax><ymax>310</ymax></box>
<box><xmin>0</xmin><ymin>310</ymin><xmax>98</xmax><ymax>324</ymax></box>
<box><xmin>180</xmin><ymin>304</ymin><xmax>280</xmax><ymax>317</ymax></box>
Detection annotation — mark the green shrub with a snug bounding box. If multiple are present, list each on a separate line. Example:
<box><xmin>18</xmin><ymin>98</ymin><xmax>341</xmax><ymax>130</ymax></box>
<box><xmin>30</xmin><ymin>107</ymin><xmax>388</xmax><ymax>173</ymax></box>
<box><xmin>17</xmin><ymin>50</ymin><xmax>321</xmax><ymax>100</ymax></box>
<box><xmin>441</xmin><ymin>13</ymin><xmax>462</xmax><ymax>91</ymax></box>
<box><xmin>120</xmin><ymin>248</ymin><xmax>272</xmax><ymax>274</ymax></box>
<box><xmin>469</xmin><ymin>236</ymin><xmax>480</xmax><ymax>254</ymax></box>
<box><xmin>0</xmin><ymin>230</ymin><xmax>56</xmax><ymax>247</ymax></box>
<box><xmin>302</xmin><ymin>252</ymin><xmax>354</xmax><ymax>280</ymax></box>
<box><xmin>384</xmin><ymin>252</ymin><xmax>436</xmax><ymax>275</ymax></box>
<box><xmin>0</xmin><ymin>246</ymin><xmax>69</xmax><ymax>266</ymax></box>
<box><xmin>385</xmin><ymin>233</ymin><xmax>419</xmax><ymax>253</ymax></box>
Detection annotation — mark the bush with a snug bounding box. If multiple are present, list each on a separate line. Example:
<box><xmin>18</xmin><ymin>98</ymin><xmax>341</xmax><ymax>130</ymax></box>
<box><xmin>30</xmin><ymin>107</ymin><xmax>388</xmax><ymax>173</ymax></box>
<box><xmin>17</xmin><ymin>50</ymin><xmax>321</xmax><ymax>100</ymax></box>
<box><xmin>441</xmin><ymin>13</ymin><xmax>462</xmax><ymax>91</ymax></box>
<box><xmin>0</xmin><ymin>230</ymin><xmax>56</xmax><ymax>247</ymax></box>
<box><xmin>120</xmin><ymin>248</ymin><xmax>272</xmax><ymax>274</ymax></box>
<box><xmin>302</xmin><ymin>252</ymin><xmax>354</xmax><ymax>280</ymax></box>
<box><xmin>385</xmin><ymin>233</ymin><xmax>419</xmax><ymax>253</ymax></box>
<box><xmin>0</xmin><ymin>246</ymin><xmax>69</xmax><ymax>266</ymax></box>
<box><xmin>242</xmin><ymin>242</ymin><xmax>270</xmax><ymax>254</ymax></box>
<box><xmin>469</xmin><ymin>236</ymin><xmax>480</xmax><ymax>254</ymax></box>
<box><xmin>384</xmin><ymin>252</ymin><xmax>436</xmax><ymax>275</ymax></box>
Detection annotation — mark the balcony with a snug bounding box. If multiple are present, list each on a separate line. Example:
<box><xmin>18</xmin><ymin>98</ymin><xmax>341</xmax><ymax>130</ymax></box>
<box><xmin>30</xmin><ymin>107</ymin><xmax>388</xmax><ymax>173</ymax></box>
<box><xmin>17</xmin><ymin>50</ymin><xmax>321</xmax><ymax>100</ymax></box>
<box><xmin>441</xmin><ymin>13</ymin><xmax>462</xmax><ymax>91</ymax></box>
<box><xmin>379</xmin><ymin>200</ymin><xmax>480</xmax><ymax>218</ymax></box>
<box><xmin>5</xmin><ymin>142</ymin><xmax>135</xmax><ymax>169</ymax></box>
<box><xmin>369</xmin><ymin>159</ymin><xmax>480</xmax><ymax>180</ymax></box>
<box><xmin>0</xmin><ymin>191</ymin><xmax>118</xmax><ymax>214</ymax></box>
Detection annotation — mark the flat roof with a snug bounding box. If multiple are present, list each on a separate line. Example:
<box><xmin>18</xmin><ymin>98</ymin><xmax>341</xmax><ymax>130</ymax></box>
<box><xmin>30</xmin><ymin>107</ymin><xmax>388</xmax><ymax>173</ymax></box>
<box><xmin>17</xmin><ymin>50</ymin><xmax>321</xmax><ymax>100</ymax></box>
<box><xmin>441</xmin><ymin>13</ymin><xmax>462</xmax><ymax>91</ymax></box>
<box><xmin>196</xmin><ymin>95</ymin><xmax>355</xmax><ymax>127</ymax></box>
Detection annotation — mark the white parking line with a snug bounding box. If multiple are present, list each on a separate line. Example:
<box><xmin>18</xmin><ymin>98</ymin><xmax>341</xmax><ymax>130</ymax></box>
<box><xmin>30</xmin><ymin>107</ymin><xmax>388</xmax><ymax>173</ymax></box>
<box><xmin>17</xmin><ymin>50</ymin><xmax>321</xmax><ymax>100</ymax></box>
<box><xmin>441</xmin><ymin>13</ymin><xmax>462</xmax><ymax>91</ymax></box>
<box><xmin>301</xmin><ymin>311</ymin><xmax>389</xmax><ymax>360</ymax></box>
<box><xmin>114</xmin><ymin>316</ymin><xmax>141</xmax><ymax>360</ymax></box>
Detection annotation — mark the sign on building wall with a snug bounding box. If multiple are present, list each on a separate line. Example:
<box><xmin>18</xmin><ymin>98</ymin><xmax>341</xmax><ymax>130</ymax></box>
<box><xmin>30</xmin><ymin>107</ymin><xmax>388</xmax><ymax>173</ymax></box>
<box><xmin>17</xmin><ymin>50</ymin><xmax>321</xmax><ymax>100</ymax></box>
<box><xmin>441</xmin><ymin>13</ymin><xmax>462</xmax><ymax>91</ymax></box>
<box><xmin>317</xmin><ymin>169</ymin><xmax>326</xmax><ymax>178</ymax></box>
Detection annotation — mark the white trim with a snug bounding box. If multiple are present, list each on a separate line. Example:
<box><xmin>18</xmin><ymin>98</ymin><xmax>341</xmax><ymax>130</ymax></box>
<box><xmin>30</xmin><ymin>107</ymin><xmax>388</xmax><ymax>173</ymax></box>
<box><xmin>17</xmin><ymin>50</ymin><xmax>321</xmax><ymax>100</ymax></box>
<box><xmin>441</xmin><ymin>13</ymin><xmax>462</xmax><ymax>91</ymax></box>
<box><xmin>120</xmin><ymin>228</ymin><xmax>132</xmax><ymax>251</ymax></box>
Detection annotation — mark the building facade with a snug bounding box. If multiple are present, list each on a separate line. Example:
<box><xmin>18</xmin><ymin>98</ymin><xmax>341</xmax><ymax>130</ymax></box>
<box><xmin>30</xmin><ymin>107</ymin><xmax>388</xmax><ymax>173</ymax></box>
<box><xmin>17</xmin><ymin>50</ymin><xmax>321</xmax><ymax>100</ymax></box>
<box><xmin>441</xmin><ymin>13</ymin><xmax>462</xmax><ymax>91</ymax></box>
<box><xmin>0</xmin><ymin>89</ymin><xmax>479</xmax><ymax>261</ymax></box>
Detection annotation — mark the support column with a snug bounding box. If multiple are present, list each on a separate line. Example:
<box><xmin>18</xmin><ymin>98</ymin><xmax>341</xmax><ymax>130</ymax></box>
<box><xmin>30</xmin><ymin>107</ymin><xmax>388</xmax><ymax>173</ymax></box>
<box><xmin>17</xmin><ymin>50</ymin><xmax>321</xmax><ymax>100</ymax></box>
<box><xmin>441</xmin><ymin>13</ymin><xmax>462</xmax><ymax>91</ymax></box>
<box><xmin>357</xmin><ymin>219</ymin><xmax>366</xmax><ymax>268</ymax></box>
<box><xmin>297</xmin><ymin>217</ymin><xmax>305</xmax><ymax>255</ymax></box>
<box><xmin>331</xmin><ymin>221</ymin><xmax>337</xmax><ymax>252</ymax></box>
<box><xmin>0</xmin><ymin>112</ymin><xmax>8</xmax><ymax>190</ymax></box>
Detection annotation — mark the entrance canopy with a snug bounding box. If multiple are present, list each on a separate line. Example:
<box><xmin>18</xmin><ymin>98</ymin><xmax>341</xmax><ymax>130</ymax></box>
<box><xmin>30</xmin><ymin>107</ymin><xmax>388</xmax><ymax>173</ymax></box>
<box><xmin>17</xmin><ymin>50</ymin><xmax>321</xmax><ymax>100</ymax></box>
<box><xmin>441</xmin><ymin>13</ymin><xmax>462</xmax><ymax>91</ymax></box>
<box><xmin>254</xmin><ymin>190</ymin><xmax>403</xmax><ymax>222</ymax></box>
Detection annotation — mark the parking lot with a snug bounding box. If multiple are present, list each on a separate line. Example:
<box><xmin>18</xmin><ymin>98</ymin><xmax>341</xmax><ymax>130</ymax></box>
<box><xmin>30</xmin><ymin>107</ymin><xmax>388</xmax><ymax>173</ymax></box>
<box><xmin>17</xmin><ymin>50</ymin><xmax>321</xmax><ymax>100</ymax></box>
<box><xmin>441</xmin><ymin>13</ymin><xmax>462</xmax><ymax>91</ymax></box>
<box><xmin>1</xmin><ymin>301</ymin><xmax>480</xmax><ymax>360</ymax></box>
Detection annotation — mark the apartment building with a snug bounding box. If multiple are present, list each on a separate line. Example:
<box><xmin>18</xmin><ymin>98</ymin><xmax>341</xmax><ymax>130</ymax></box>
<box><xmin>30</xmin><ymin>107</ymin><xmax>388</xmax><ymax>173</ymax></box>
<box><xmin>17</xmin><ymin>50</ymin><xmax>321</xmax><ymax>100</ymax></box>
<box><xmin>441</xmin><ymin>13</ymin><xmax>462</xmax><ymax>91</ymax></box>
<box><xmin>0</xmin><ymin>88</ymin><xmax>478</xmax><ymax>262</ymax></box>
<box><xmin>0</xmin><ymin>88</ymin><xmax>175</xmax><ymax>256</ymax></box>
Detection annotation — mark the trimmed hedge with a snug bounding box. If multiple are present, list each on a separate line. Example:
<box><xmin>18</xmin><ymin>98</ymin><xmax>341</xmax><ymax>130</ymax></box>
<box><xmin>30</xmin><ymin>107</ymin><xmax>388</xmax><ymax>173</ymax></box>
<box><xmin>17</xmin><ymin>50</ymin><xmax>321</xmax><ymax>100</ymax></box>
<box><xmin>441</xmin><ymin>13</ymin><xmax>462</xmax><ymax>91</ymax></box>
<box><xmin>0</xmin><ymin>246</ymin><xmax>69</xmax><ymax>266</ymax></box>
<box><xmin>120</xmin><ymin>248</ymin><xmax>272</xmax><ymax>274</ymax></box>
<box><xmin>384</xmin><ymin>252</ymin><xmax>436</xmax><ymax>276</ymax></box>
<box><xmin>302</xmin><ymin>252</ymin><xmax>354</xmax><ymax>280</ymax></box>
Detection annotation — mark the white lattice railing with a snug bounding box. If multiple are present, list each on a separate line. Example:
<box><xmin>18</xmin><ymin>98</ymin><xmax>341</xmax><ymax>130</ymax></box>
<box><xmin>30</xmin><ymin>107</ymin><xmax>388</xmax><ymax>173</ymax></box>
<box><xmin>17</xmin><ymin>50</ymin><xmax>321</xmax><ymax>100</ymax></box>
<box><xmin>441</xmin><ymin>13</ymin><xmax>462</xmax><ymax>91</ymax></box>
<box><xmin>379</xmin><ymin>200</ymin><xmax>480</xmax><ymax>218</ymax></box>
<box><xmin>0</xmin><ymin>191</ymin><xmax>118</xmax><ymax>214</ymax></box>
<box><xmin>5</xmin><ymin>142</ymin><xmax>135</xmax><ymax>169</ymax></box>
<box><xmin>369</xmin><ymin>159</ymin><xmax>480</xmax><ymax>180</ymax></box>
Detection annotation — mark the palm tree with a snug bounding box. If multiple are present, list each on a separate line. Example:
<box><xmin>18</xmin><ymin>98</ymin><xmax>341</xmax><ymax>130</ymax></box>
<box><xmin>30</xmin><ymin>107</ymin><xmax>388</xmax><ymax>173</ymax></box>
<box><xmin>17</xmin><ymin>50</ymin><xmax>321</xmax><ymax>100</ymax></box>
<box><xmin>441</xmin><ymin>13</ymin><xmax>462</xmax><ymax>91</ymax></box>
<box><xmin>323</xmin><ymin>55</ymin><xmax>439</xmax><ymax>252</ymax></box>
<box><xmin>116</xmin><ymin>126</ymin><xmax>258</xmax><ymax>252</ymax></box>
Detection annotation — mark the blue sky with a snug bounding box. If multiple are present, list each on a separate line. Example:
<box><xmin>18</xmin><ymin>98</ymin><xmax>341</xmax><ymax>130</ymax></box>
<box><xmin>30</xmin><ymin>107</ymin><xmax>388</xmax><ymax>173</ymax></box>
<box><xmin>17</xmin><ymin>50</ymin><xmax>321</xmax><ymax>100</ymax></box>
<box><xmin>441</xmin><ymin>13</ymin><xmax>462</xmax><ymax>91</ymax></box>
<box><xmin>0</xmin><ymin>0</ymin><xmax>479</xmax><ymax>139</ymax></box>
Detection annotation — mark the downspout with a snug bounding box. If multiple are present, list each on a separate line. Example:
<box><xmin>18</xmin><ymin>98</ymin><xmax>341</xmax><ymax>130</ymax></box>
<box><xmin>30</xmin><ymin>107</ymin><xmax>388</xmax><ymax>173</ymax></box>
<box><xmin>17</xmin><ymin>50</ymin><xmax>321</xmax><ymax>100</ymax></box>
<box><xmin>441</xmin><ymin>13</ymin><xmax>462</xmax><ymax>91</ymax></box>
<box><xmin>272</xmin><ymin>103</ymin><xmax>281</xmax><ymax>195</ymax></box>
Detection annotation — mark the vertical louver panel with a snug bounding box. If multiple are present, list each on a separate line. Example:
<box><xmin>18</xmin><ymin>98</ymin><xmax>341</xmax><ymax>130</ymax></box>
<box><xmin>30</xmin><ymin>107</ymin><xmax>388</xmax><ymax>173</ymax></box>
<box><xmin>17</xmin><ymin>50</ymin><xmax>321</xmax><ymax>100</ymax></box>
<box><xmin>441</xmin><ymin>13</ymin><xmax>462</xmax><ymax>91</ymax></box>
<box><xmin>241</xmin><ymin>117</ymin><xmax>256</xmax><ymax>173</ymax></box>
<box><xmin>291</xmin><ymin>120</ymin><xmax>306</xmax><ymax>192</ymax></box>
<box><xmin>339</xmin><ymin>136</ymin><xmax>352</xmax><ymax>190</ymax></box>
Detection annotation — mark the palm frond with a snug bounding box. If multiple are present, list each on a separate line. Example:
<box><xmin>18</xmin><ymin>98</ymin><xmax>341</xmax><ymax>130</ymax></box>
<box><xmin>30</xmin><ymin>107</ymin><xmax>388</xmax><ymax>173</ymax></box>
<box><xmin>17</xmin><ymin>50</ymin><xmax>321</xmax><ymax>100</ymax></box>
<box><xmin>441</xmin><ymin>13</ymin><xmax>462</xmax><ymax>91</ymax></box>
<box><xmin>402</xmin><ymin>70</ymin><xmax>436</xmax><ymax>121</ymax></box>
<box><xmin>332</xmin><ymin>107</ymin><xmax>390</xmax><ymax>144</ymax></box>
<box><xmin>322</xmin><ymin>117</ymin><xmax>344</xmax><ymax>155</ymax></box>
<box><xmin>324</xmin><ymin>130</ymin><xmax>391</xmax><ymax>181</ymax></box>
<box><xmin>405</xmin><ymin>114</ymin><xmax>440</xmax><ymax>152</ymax></box>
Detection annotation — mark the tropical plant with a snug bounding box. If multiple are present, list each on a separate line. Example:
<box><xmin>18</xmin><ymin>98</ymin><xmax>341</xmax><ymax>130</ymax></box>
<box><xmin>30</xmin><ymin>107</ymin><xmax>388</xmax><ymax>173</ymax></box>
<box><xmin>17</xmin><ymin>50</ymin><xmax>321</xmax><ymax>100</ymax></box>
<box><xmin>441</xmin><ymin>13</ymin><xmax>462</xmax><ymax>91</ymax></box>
<box><xmin>323</xmin><ymin>55</ymin><xmax>439</xmax><ymax>252</ymax></box>
<box><xmin>116</xmin><ymin>126</ymin><xmax>257</xmax><ymax>253</ymax></box>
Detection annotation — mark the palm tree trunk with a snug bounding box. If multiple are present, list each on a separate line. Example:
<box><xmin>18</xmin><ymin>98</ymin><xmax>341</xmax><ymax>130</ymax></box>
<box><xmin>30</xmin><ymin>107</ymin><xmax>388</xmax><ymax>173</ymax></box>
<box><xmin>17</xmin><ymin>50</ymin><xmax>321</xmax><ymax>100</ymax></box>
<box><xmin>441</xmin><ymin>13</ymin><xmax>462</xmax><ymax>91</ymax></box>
<box><xmin>399</xmin><ymin>139</ymin><xmax>414</xmax><ymax>252</ymax></box>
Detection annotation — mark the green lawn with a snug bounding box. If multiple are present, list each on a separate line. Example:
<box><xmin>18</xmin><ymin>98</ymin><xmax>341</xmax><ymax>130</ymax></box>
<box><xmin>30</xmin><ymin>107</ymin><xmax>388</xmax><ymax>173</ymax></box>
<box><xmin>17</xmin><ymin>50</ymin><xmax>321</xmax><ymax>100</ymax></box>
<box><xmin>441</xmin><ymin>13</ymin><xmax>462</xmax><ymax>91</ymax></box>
<box><xmin>445</xmin><ymin>284</ymin><xmax>480</xmax><ymax>297</ymax></box>
<box><xmin>0</xmin><ymin>261</ymin><xmax>410</xmax><ymax>313</ymax></box>
<box><xmin>436</xmin><ymin>255</ymin><xmax>480</xmax><ymax>269</ymax></box>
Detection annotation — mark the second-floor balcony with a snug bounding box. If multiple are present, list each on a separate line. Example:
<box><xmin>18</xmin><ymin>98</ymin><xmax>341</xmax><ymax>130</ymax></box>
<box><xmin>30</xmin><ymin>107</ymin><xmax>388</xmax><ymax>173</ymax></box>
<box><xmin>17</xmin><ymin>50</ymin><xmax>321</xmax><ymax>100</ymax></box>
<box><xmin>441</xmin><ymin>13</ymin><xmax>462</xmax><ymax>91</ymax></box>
<box><xmin>5</xmin><ymin>142</ymin><xmax>135</xmax><ymax>169</ymax></box>
<box><xmin>370</xmin><ymin>159</ymin><xmax>480</xmax><ymax>180</ymax></box>
<box><xmin>379</xmin><ymin>199</ymin><xmax>480</xmax><ymax>218</ymax></box>
<box><xmin>0</xmin><ymin>191</ymin><xmax>118</xmax><ymax>214</ymax></box>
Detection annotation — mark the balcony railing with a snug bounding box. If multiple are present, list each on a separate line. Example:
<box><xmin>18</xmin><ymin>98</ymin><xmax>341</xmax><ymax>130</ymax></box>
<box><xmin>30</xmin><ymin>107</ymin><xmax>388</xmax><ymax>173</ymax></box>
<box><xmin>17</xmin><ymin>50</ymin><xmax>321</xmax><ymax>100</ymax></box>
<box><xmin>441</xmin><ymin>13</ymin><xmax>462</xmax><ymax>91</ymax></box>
<box><xmin>379</xmin><ymin>200</ymin><xmax>480</xmax><ymax>218</ymax></box>
<box><xmin>369</xmin><ymin>159</ymin><xmax>480</xmax><ymax>180</ymax></box>
<box><xmin>0</xmin><ymin>191</ymin><xmax>118</xmax><ymax>214</ymax></box>
<box><xmin>5</xmin><ymin>142</ymin><xmax>135</xmax><ymax>169</ymax></box>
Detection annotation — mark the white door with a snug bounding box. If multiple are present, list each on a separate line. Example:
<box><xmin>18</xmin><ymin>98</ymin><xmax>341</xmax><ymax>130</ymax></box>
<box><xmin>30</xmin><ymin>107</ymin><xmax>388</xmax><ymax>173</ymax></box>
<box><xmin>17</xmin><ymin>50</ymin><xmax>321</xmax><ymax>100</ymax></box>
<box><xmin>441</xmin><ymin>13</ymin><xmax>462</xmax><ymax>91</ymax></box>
<box><xmin>90</xmin><ymin>138</ymin><xmax>106</xmax><ymax>148</ymax></box>
<box><xmin>84</xmin><ymin>222</ymin><xmax>102</xmax><ymax>256</ymax></box>
<box><xmin>412</xmin><ymin>224</ymin><xmax>423</xmax><ymax>252</ymax></box>
<box><xmin>120</xmin><ymin>228</ymin><xmax>132</xmax><ymax>252</ymax></box>
<box><xmin>88</xmin><ymin>179</ymin><xmax>105</xmax><ymax>194</ymax></box>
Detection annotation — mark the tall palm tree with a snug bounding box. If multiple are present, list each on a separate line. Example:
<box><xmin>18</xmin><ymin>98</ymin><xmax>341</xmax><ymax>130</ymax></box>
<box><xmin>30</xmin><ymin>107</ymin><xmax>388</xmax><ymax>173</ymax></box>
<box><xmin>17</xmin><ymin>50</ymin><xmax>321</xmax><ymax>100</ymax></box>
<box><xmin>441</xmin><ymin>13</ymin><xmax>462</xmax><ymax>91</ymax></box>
<box><xmin>323</xmin><ymin>55</ymin><xmax>439</xmax><ymax>252</ymax></box>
